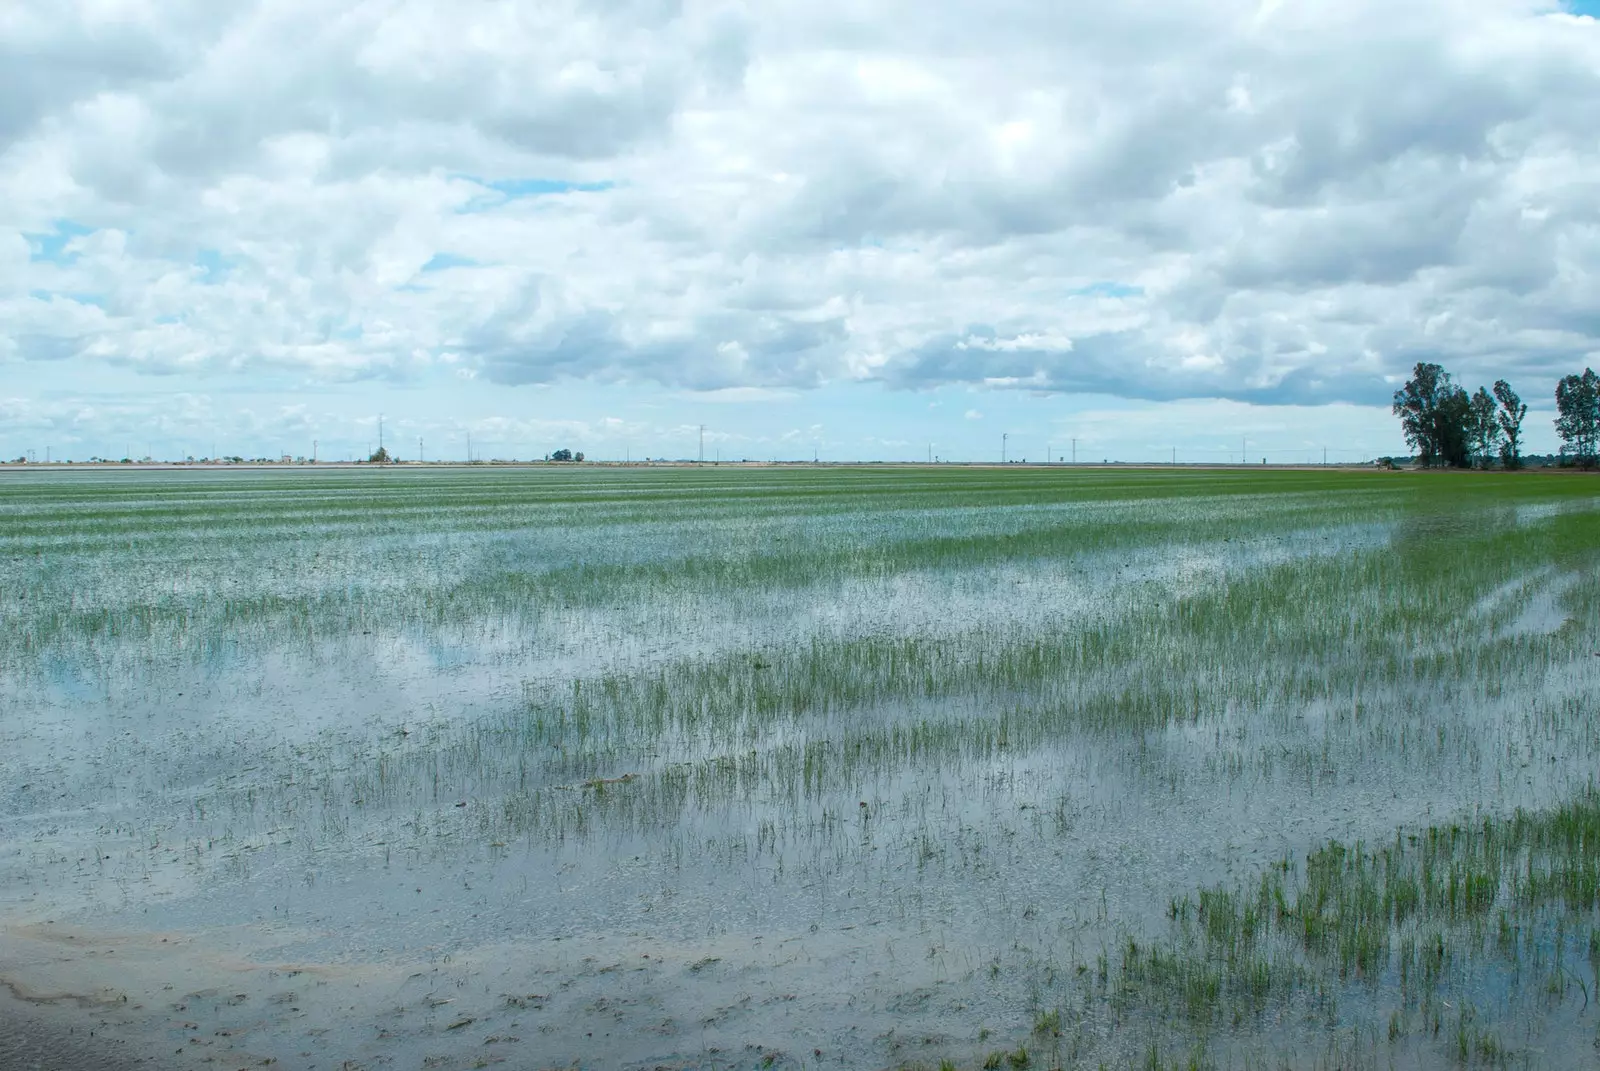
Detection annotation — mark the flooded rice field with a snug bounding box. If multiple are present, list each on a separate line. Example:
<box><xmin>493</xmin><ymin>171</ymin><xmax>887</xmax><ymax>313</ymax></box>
<box><xmin>1</xmin><ymin>465</ymin><xmax>1598</xmax><ymax>1070</ymax></box>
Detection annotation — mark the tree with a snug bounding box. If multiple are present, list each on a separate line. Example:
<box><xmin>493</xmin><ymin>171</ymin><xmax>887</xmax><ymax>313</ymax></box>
<box><xmin>1435</xmin><ymin>388</ymin><xmax>1474</xmax><ymax>469</ymax></box>
<box><xmin>1392</xmin><ymin>362</ymin><xmax>1473</xmax><ymax>467</ymax></box>
<box><xmin>368</xmin><ymin>446</ymin><xmax>390</xmax><ymax>464</ymax></box>
<box><xmin>1554</xmin><ymin>368</ymin><xmax>1600</xmax><ymax>465</ymax></box>
<box><xmin>550</xmin><ymin>448</ymin><xmax>573</xmax><ymax>462</ymax></box>
<box><xmin>1468</xmin><ymin>386</ymin><xmax>1501</xmax><ymax>468</ymax></box>
<box><xmin>1492</xmin><ymin>380</ymin><xmax>1527</xmax><ymax>470</ymax></box>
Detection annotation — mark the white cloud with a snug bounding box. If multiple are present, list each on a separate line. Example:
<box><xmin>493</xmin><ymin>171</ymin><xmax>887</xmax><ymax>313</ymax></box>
<box><xmin>958</xmin><ymin>331</ymin><xmax>1074</xmax><ymax>353</ymax></box>
<box><xmin>2</xmin><ymin>0</ymin><xmax>1599</xmax><ymax>421</ymax></box>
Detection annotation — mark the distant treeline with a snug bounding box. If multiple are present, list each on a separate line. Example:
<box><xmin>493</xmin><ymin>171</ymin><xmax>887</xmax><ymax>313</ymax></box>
<box><xmin>1393</xmin><ymin>362</ymin><xmax>1599</xmax><ymax>469</ymax></box>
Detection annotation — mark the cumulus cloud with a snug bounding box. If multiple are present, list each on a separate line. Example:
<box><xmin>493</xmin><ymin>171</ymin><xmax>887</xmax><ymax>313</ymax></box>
<box><xmin>3</xmin><ymin>0</ymin><xmax>1600</xmax><ymax>410</ymax></box>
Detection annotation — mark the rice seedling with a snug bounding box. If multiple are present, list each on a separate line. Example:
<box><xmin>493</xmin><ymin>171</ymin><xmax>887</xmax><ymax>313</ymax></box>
<box><xmin>1103</xmin><ymin>792</ymin><xmax>1600</xmax><ymax>1064</ymax></box>
<box><xmin>1</xmin><ymin>465</ymin><xmax>1597</xmax><ymax>1069</ymax></box>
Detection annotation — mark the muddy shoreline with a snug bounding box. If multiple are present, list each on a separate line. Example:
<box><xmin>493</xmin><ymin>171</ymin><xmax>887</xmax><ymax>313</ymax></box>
<box><xmin>0</xmin><ymin>986</ymin><xmax>154</xmax><ymax>1071</ymax></box>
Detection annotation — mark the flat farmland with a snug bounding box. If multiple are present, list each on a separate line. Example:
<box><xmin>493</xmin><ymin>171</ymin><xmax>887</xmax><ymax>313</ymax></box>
<box><xmin>2</xmin><ymin>465</ymin><xmax>1597</xmax><ymax>1070</ymax></box>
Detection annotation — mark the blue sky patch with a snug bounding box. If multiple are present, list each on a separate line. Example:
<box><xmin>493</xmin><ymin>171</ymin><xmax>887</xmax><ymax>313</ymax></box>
<box><xmin>420</xmin><ymin>253</ymin><xmax>479</xmax><ymax>272</ymax></box>
<box><xmin>30</xmin><ymin>288</ymin><xmax>105</xmax><ymax>307</ymax></box>
<box><xmin>1566</xmin><ymin>0</ymin><xmax>1600</xmax><ymax>14</ymax></box>
<box><xmin>24</xmin><ymin>220</ymin><xmax>93</xmax><ymax>264</ymax></box>
<box><xmin>456</xmin><ymin>176</ymin><xmax>615</xmax><ymax>213</ymax></box>
<box><xmin>196</xmin><ymin>249</ymin><xmax>232</xmax><ymax>284</ymax></box>
<box><xmin>490</xmin><ymin>178</ymin><xmax>614</xmax><ymax>198</ymax></box>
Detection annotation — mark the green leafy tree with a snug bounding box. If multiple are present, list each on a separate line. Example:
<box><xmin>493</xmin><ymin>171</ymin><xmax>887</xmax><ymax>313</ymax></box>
<box><xmin>1435</xmin><ymin>388</ymin><xmax>1474</xmax><ymax>469</ymax></box>
<box><xmin>1493</xmin><ymin>380</ymin><xmax>1527</xmax><ymax>470</ymax></box>
<box><xmin>368</xmin><ymin>446</ymin><xmax>390</xmax><ymax>464</ymax></box>
<box><xmin>1392</xmin><ymin>362</ymin><xmax>1472</xmax><ymax>467</ymax></box>
<box><xmin>1555</xmin><ymin>369</ymin><xmax>1600</xmax><ymax>465</ymax></box>
<box><xmin>1468</xmin><ymin>386</ymin><xmax>1501</xmax><ymax>468</ymax></box>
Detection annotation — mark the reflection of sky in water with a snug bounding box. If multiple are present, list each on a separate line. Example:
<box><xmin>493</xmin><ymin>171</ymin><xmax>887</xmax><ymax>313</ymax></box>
<box><xmin>3</xmin><ymin>475</ymin><xmax>1599</xmax><ymax>1069</ymax></box>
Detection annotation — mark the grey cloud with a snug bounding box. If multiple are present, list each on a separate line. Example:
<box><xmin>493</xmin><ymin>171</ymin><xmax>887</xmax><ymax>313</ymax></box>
<box><xmin>9</xmin><ymin>333</ymin><xmax>80</xmax><ymax>363</ymax></box>
<box><xmin>0</xmin><ymin>6</ymin><xmax>199</xmax><ymax>151</ymax></box>
<box><xmin>470</xmin><ymin>302</ymin><xmax>849</xmax><ymax>391</ymax></box>
<box><xmin>21</xmin><ymin>0</ymin><xmax>726</xmax><ymax>203</ymax></box>
<box><xmin>5</xmin><ymin>0</ymin><xmax>1600</xmax><ymax>409</ymax></box>
<box><xmin>484</xmin><ymin>80</ymin><xmax>680</xmax><ymax>159</ymax></box>
<box><xmin>1219</xmin><ymin>191</ymin><xmax>1479</xmax><ymax>290</ymax></box>
<box><xmin>881</xmin><ymin>326</ymin><xmax>1401</xmax><ymax>407</ymax></box>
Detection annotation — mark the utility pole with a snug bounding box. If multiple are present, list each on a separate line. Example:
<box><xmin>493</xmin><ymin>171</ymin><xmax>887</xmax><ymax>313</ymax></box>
<box><xmin>379</xmin><ymin>413</ymin><xmax>384</xmax><ymax>454</ymax></box>
<box><xmin>1071</xmin><ymin>438</ymin><xmax>1077</xmax><ymax>465</ymax></box>
<box><xmin>1002</xmin><ymin>432</ymin><xmax>1008</xmax><ymax>464</ymax></box>
<box><xmin>1172</xmin><ymin>447</ymin><xmax>1176</xmax><ymax>466</ymax></box>
<box><xmin>313</xmin><ymin>439</ymin><xmax>318</xmax><ymax>463</ymax></box>
<box><xmin>928</xmin><ymin>443</ymin><xmax>932</xmax><ymax>464</ymax></box>
<box><xmin>699</xmin><ymin>425</ymin><xmax>706</xmax><ymax>463</ymax></box>
<box><xmin>466</xmin><ymin>431</ymin><xmax>471</xmax><ymax>463</ymax></box>
<box><xmin>1242</xmin><ymin>435</ymin><xmax>1246</xmax><ymax>466</ymax></box>
<box><xmin>419</xmin><ymin>436</ymin><xmax>423</xmax><ymax>464</ymax></box>
<box><xmin>1323</xmin><ymin>446</ymin><xmax>1328</xmax><ymax>466</ymax></box>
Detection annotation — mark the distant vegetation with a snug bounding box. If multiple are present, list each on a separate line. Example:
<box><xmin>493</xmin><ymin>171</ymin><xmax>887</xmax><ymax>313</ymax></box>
<box><xmin>1394</xmin><ymin>361</ymin><xmax>1599</xmax><ymax>468</ymax></box>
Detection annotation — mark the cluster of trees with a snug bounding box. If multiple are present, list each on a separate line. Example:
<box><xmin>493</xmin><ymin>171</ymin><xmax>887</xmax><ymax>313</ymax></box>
<box><xmin>1392</xmin><ymin>362</ymin><xmax>1600</xmax><ymax>469</ymax></box>
<box><xmin>549</xmin><ymin>448</ymin><xmax>584</xmax><ymax>462</ymax></box>
<box><xmin>1391</xmin><ymin>363</ymin><xmax>1527</xmax><ymax>468</ymax></box>
<box><xmin>1554</xmin><ymin>368</ymin><xmax>1600</xmax><ymax>464</ymax></box>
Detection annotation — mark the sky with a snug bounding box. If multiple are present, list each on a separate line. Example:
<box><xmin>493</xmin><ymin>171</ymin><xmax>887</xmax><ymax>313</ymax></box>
<box><xmin>4</xmin><ymin>0</ymin><xmax>1600</xmax><ymax>463</ymax></box>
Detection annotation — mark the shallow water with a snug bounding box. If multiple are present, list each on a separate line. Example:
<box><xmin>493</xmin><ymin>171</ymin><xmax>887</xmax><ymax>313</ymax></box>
<box><xmin>2</xmin><ymin>466</ymin><xmax>1598</xmax><ymax>1069</ymax></box>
